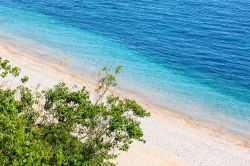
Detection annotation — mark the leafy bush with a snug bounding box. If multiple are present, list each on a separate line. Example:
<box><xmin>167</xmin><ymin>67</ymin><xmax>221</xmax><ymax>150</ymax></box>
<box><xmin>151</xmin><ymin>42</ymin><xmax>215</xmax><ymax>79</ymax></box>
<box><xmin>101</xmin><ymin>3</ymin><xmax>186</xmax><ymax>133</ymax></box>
<box><xmin>0</xmin><ymin>58</ymin><xmax>149</xmax><ymax>165</ymax></box>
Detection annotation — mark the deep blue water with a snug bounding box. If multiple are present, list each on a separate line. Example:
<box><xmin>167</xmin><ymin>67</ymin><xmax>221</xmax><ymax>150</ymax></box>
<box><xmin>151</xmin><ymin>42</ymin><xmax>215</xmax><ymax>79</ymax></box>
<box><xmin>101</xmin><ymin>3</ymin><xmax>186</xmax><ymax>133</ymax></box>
<box><xmin>0</xmin><ymin>0</ymin><xmax>250</xmax><ymax>135</ymax></box>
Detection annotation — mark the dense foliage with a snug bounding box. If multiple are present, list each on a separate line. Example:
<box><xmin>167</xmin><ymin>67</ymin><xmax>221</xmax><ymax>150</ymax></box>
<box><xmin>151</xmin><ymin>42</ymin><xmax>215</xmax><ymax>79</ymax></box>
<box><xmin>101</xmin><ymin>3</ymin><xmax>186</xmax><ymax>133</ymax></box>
<box><xmin>0</xmin><ymin>58</ymin><xmax>149</xmax><ymax>165</ymax></box>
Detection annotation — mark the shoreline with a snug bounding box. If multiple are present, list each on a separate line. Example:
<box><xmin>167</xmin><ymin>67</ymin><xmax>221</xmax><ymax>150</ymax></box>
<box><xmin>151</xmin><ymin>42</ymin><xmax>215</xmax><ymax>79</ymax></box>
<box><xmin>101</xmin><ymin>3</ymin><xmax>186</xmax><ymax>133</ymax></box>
<box><xmin>1</xmin><ymin>35</ymin><xmax>250</xmax><ymax>141</ymax></box>
<box><xmin>0</xmin><ymin>38</ymin><xmax>250</xmax><ymax>165</ymax></box>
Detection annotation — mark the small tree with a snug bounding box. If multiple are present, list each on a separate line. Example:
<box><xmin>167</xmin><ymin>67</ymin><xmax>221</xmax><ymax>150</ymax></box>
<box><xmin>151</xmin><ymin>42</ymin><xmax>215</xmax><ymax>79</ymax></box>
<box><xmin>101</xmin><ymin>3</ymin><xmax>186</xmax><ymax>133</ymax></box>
<box><xmin>0</xmin><ymin>58</ymin><xmax>149</xmax><ymax>165</ymax></box>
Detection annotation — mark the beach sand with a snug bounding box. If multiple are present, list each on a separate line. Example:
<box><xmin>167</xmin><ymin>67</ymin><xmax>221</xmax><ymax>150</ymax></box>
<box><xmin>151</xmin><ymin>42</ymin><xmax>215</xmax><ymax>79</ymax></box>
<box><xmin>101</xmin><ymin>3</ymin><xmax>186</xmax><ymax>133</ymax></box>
<box><xmin>0</xmin><ymin>38</ymin><xmax>250</xmax><ymax>166</ymax></box>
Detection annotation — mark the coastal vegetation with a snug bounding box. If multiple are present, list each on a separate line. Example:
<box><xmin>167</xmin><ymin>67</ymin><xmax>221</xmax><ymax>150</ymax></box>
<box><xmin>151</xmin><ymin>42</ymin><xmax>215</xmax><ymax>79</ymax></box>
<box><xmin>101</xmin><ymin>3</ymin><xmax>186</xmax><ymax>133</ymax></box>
<box><xmin>0</xmin><ymin>58</ymin><xmax>149</xmax><ymax>165</ymax></box>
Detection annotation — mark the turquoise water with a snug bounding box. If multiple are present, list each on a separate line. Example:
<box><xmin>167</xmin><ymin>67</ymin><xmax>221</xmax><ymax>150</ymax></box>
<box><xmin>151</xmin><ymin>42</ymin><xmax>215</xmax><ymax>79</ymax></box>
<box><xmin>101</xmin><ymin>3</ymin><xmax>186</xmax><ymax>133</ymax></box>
<box><xmin>0</xmin><ymin>1</ymin><xmax>249</xmax><ymax>136</ymax></box>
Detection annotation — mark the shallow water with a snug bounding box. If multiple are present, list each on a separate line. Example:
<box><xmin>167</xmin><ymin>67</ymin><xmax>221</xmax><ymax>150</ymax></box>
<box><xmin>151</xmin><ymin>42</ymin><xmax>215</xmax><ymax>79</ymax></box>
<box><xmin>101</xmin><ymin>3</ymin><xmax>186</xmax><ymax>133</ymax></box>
<box><xmin>0</xmin><ymin>1</ymin><xmax>249</xmax><ymax>136</ymax></box>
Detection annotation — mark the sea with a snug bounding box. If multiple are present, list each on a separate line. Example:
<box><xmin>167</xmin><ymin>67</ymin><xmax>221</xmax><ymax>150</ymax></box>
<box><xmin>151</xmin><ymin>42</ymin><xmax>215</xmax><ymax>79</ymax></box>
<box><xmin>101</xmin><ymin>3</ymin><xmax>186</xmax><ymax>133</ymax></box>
<box><xmin>0</xmin><ymin>0</ymin><xmax>249</xmax><ymax>136</ymax></box>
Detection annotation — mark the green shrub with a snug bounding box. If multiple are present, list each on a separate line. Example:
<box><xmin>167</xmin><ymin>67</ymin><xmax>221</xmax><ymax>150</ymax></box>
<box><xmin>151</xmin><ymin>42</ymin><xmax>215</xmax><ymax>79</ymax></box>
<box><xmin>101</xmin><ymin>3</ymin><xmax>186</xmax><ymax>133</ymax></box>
<box><xmin>0</xmin><ymin>58</ymin><xmax>149</xmax><ymax>165</ymax></box>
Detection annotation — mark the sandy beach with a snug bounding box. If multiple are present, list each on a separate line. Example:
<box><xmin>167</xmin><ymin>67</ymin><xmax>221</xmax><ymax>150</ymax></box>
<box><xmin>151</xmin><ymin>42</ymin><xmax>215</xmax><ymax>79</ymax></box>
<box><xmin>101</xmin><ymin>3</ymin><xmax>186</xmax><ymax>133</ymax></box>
<box><xmin>0</xmin><ymin>38</ymin><xmax>250</xmax><ymax>166</ymax></box>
